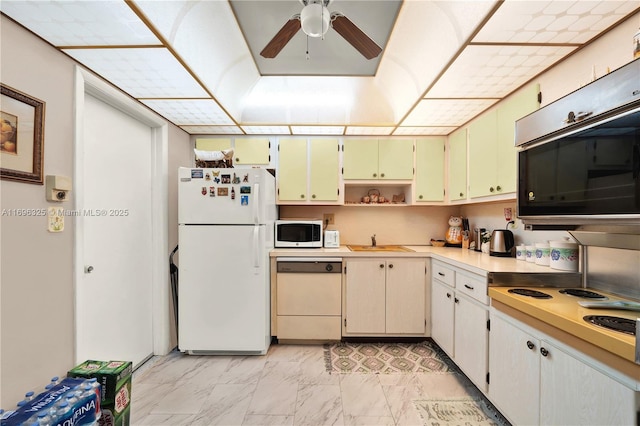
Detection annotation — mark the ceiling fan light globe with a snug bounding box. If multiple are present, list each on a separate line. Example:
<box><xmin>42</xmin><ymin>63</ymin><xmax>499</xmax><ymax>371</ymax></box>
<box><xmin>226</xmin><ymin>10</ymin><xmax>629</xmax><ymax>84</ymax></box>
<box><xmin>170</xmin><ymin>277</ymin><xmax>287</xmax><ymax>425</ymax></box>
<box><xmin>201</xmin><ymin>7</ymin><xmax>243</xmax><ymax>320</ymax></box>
<box><xmin>300</xmin><ymin>4</ymin><xmax>330</xmax><ymax>37</ymax></box>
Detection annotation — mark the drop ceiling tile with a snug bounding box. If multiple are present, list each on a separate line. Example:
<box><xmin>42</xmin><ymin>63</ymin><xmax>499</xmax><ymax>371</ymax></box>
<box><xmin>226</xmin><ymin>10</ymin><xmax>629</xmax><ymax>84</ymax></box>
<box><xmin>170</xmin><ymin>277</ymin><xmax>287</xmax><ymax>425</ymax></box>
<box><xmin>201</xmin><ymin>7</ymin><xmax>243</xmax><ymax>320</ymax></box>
<box><xmin>427</xmin><ymin>45</ymin><xmax>575</xmax><ymax>98</ymax></box>
<box><xmin>242</xmin><ymin>126</ymin><xmax>291</xmax><ymax>135</ymax></box>
<box><xmin>141</xmin><ymin>100</ymin><xmax>234</xmax><ymax>125</ymax></box>
<box><xmin>291</xmin><ymin>126</ymin><xmax>345</xmax><ymax>135</ymax></box>
<box><xmin>180</xmin><ymin>125</ymin><xmax>243</xmax><ymax>135</ymax></box>
<box><xmin>393</xmin><ymin>127</ymin><xmax>457</xmax><ymax>136</ymax></box>
<box><xmin>0</xmin><ymin>1</ymin><xmax>159</xmax><ymax>46</ymax></box>
<box><xmin>62</xmin><ymin>48</ymin><xmax>208</xmax><ymax>99</ymax></box>
<box><xmin>402</xmin><ymin>99</ymin><xmax>499</xmax><ymax>127</ymax></box>
<box><xmin>345</xmin><ymin>127</ymin><xmax>395</xmax><ymax>136</ymax></box>
<box><xmin>474</xmin><ymin>1</ymin><xmax>638</xmax><ymax>44</ymax></box>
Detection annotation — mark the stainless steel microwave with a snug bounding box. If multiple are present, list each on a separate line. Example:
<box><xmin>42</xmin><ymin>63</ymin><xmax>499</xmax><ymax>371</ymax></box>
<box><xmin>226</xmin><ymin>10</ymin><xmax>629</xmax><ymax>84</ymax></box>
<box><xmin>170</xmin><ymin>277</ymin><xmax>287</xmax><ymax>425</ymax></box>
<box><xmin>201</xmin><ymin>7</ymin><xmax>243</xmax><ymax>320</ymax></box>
<box><xmin>275</xmin><ymin>220</ymin><xmax>323</xmax><ymax>248</ymax></box>
<box><xmin>516</xmin><ymin>59</ymin><xmax>640</xmax><ymax>227</ymax></box>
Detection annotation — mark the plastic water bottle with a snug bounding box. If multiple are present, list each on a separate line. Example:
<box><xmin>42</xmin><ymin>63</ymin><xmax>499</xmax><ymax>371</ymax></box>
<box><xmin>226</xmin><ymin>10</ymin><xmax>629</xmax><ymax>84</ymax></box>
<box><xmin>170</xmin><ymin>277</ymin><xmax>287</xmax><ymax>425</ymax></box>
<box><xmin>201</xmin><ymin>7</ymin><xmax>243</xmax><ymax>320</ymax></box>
<box><xmin>54</xmin><ymin>401</ymin><xmax>71</xmax><ymax>424</ymax></box>
<box><xmin>26</xmin><ymin>410</ymin><xmax>54</xmax><ymax>426</ymax></box>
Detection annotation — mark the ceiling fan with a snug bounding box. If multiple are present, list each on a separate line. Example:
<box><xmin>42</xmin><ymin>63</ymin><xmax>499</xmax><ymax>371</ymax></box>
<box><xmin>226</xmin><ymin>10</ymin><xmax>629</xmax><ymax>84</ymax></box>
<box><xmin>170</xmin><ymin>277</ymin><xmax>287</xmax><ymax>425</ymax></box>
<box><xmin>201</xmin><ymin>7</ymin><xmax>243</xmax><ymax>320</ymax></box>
<box><xmin>260</xmin><ymin>0</ymin><xmax>382</xmax><ymax>60</ymax></box>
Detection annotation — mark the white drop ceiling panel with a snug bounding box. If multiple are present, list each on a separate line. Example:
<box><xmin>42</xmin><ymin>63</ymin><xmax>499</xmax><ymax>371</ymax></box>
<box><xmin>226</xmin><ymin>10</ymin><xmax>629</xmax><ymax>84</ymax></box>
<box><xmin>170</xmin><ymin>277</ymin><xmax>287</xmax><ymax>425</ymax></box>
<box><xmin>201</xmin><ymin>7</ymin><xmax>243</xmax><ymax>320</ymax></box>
<box><xmin>291</xmin><ymin>126</ymin><xmax>345</xmax><ymax>135</ymax></box>
<box><xmin>180</xmin><ymin>125</ymin><xmax>244</xmax><ymax>135</ymax></box>
<box><xmin>140</xmin><ymin>100</ymin><xmax>234</xmax><ymax>126</ymax></box>
<box><xmin>63</xmin><ymin>48</ymin><xmax>209</xmax><ymax>99</ymax></box>
<box><xmin>427</xmin><ymin>45</ymin><xmax>576</xmax><ymax>98</ymax></box>
<box><xmin>241</xmin><ymin>126</ymin><xmax>292</xmax><ymax>135</ymax></box>
<box><xmin>393</xmin><ymin>127</ymin><xmax>457</xmax><ymax>136</ymax></box>
<box><xmin>0</xmin><ymin>0</ymin><xmax>160</xmax><ymax>46</ymax></box>
<box><xmin>345</xmin><ymin>127</ymin><xmax>395</xmax><ymax>136</ymax></box>
<box><xmin>402</xmin><ymin>99</ymin><xmax>499</xmax><ymax>127</ymax></box>
<box><xmin>473</xmin><ymin>0</ymin><xmax>639</xmax><ymax>44</ymax></box>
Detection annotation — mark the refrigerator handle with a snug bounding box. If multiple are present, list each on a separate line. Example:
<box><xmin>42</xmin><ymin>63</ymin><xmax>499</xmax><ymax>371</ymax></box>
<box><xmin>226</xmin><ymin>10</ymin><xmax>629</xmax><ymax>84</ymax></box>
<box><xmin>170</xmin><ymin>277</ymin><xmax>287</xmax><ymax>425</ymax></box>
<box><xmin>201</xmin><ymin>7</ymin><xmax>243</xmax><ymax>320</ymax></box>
<box><xmin>253</xmin><ymin>183</ymin><xmax>260</xmax><ymax>224</ymax></box>
<box><xmin>253</xmin><ymin>225</ymin><xmax>260</xmax><ymax>269</ymax></box>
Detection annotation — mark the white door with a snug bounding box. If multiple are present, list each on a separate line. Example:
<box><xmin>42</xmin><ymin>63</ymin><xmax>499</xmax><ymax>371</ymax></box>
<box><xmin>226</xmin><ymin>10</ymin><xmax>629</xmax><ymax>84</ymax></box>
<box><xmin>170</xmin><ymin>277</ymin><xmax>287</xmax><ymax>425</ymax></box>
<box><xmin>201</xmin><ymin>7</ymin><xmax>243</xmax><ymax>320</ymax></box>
<box><xmin>76</xmin><ymin>93</ymin><xmax>154</xmax><ymax>367</ymax></box>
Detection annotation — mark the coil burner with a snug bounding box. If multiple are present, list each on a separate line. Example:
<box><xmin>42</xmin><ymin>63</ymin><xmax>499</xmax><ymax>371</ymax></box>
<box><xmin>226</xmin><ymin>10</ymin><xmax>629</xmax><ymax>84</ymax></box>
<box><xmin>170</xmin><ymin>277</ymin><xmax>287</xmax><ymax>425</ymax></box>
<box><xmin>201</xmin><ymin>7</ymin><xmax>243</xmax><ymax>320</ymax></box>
<box><xmin>583</xmin><ymin>315</ymin><xmax>636</xmax><ymax>336</ymax></box>
<box><xmin>507</xmin><ymin>288</ymin><xmax>552</xmax><ymax>299</ymax></box>
<box><xmin>559</xmin><ymin>289</ymin><xmax>607</xmax><ymax>299</ymax></box>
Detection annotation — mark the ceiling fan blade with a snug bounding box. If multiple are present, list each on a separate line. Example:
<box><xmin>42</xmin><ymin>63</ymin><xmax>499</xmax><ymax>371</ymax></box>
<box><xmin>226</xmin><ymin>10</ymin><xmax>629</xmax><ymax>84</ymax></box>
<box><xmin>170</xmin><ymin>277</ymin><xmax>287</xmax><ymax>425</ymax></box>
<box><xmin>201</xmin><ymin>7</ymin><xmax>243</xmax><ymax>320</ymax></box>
<box><xmin>260</xmin><ymin>18</ymin><xmax>301</xmax><ymax>58</ymax></box>
<box><xmin>331</xmin><ymin>14</ymin><xmax>382</xmax><ymax>60</ymax></box>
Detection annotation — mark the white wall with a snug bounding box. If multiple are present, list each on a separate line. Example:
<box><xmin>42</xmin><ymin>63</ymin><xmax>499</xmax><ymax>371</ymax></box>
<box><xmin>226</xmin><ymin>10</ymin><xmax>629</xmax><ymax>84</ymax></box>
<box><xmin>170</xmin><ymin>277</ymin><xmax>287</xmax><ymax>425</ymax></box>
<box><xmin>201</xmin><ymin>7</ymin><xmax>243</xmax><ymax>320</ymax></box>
<box><xmin>0</xmin><ymin>16</ymin><xmax>190</xmax><ymax>407</ymax></box>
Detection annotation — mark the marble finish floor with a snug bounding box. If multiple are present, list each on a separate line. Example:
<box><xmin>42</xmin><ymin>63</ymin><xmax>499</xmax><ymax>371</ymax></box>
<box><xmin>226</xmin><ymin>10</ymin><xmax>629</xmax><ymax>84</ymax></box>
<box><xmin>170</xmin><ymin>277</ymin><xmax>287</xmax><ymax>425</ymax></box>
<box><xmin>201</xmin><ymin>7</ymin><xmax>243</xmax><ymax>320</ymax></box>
<box><xmin>131</xmin><ymin>343</ymin><xmax>488</xmax><ymax>426</ymax></box>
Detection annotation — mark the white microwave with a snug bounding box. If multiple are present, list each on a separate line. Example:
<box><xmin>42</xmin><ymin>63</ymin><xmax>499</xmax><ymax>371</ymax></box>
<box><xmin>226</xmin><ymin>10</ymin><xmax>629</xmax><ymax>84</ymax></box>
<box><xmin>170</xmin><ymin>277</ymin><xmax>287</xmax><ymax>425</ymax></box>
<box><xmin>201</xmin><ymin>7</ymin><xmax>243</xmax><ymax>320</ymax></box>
<box><xmin>275</xmin><ymin>220</ymin><xmax>323</xmax><ymax>248</ymax></box>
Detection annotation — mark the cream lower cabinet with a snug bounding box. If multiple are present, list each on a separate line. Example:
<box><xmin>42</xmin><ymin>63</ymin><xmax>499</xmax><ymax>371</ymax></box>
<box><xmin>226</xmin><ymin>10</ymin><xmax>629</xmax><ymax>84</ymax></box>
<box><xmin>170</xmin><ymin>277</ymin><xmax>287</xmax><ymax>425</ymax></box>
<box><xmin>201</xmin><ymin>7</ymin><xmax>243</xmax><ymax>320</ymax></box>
<box><xmin>489</xmin><ymin>309</ymin><xmax>638</xmax><ymax>426</ymax></box>
<box><xmin>276</xmin><ymin>272</ymin><xmax>342</xmax><ymax>340</ymax></box>
<box><xmin>430</xmin><ymin>260</ymin><xmax>489</xmax><ymax>392</ymax></box>
<box><xmin>343</xmin><ymin>258</ymin><xmax>427</xmax><ymax>336</ymax></box>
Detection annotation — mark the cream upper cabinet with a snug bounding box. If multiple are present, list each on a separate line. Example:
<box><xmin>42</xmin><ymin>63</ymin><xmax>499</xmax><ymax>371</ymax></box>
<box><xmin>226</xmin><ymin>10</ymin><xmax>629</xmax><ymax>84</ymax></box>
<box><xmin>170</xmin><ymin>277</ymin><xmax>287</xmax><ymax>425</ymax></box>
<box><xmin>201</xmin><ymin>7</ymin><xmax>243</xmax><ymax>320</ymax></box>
<box><xmin>344</xmin><ymin>258</ymin><xmax>426</xmax><ymax>336</ymax></box>
<box><xmin>195</xmin><ymin>138</ymin><xmax>231</xmax><ymax>151</ymax></box>
<box><xmin>469</xmin><ymin>83</ymin><xmax>539</xmax><ymax>198</ymax></box>
<box><xmin>277</xmin><ymin>138</ymin><xmax>308</xmax><ymax>201</ymax></box>
<box><xmin>277</xmin><ymin>138</ymin><xmax>340</xmax><ymax>204</ymax></box>
<box><xmin>309</xmin><ymin>138</ymin><xmax>339</xmax><ymax>201</ymax></box>
<box><xmin>343</xmin><ymin>139</ymin><xmax>413</xmax><ymax>180</ymax></box>
<box><xmin>415</xmin><ymin>137</ymin><xmax>445</xmax><ymax>202</ymax></box>
<box><xmin>233</xmin><ymin>137</ymin><xmax>270</xmax><ymax>165</ymax></box>
<box><xmin>447</xmin><ymin>128</ymin><xmax>467</xmax><ymax>201</ymax></box>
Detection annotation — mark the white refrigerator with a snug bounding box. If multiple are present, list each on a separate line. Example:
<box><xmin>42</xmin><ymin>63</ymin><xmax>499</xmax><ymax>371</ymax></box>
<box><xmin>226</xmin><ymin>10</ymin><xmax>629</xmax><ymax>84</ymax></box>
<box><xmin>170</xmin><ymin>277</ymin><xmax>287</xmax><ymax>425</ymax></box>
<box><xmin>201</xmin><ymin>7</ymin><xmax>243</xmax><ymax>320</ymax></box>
<box><xmin>177</xmin><ymin>167</ymin><xmax>277</xmax><ymax>354</ymax></box>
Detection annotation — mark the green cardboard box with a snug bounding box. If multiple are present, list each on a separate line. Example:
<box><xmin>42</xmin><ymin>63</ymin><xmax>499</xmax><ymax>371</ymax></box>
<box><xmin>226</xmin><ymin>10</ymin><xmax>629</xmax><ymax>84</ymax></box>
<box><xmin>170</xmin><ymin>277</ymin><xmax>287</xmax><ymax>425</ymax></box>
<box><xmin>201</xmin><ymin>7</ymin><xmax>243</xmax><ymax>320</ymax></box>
<box><xmin>68</xmin><ymin>360</ymin><xmax>132</xmax><ymax>425</ymax></box>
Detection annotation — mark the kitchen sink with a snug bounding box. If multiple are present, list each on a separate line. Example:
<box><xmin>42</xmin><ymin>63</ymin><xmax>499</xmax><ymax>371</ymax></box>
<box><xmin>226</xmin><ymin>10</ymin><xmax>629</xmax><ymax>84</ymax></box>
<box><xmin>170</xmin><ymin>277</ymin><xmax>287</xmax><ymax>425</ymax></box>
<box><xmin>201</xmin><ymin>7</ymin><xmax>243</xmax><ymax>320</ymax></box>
<box><xmin>347</xmin><ymin>245</ymin><xmax>414</xmax><ymax>252</ymax></box>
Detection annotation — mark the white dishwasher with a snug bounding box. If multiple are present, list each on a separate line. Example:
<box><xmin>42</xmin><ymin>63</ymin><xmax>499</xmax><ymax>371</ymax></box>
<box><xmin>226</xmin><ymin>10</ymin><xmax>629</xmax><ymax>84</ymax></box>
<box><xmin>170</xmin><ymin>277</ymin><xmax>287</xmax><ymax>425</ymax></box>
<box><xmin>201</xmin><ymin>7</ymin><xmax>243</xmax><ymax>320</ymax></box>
<box><xmin>276</xmin><ymin>257</ymin><xmax>342</xmax><ymax>341</ymax></box>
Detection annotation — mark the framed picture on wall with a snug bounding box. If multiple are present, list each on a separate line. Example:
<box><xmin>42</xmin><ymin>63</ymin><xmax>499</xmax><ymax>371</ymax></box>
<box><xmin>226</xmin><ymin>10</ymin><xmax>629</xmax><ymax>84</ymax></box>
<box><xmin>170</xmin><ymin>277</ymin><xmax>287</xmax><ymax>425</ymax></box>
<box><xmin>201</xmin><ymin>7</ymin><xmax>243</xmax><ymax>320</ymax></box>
<box><xmin>1</xmin><ymin>84</ymin><xmax>45</xmax><ymax>184</ymax></box>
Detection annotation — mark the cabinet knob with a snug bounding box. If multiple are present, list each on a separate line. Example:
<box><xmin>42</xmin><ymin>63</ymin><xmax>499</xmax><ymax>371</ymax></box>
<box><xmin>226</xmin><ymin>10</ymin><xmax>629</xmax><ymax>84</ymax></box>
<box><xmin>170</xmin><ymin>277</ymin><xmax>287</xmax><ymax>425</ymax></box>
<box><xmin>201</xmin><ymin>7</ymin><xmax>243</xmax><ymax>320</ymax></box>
<box><xmin>419</xmin><ymin>195</ymin><xmax>423</xmax><ymax>199</ymax></box>
<box><xmin>379</xmin><ymin>264</ymin><xmax>384</xmax><ymax>268</ymax></box>
<box><xmin>459</xmin><ymin>192</ymin><xmax>464</xmax><ymax>197</ymax></box>
<box><xmin>446</xmin><ymin>292</ymin><xmax>451</xmax><ymax>298</ymax></box>
<box><xmin>389</xmin><ymin>264</ymin><xmax>393</xmax><ymax>269</ymax></box>
<box><xmin>312</xmin><ymin>194</ymin><xmax>316</xmax><ymax>199</ymax></box>
<box><xmin>540</xmin><ymin>347</ymin><xmax>549</xmax><ymax>357</ymax></box>
<box><xmin>496</xmin><ymin>185</ymin><xmax>502</xmax><ymax>192</ymax></box>
<box><xmin>454</xmin><ymin>297</ymin><xmax>459</xmax><ymax>304</ymax></box>
<box><xmin>489</xmin><ymin>187</ymin><xmax>495</xmax><ymax>193</ymax></box>
<box><xmin>380</xmin><ymin>173</ymin><xmax>385</xmax><ymax>178</ymax></box>
<box><xmin>300</xmin><ymin>194</ymin><xmax>304</xmax><ymax>198</ymax></box>
<box><xmin>235</xmin><ymin>157</ymin><xmax>240</xmax><ymax>162</ymax></box>
<box><xmin>373</xmin><ymin>173</ymin><xmax>377</xmax><ymax>178</ymax></box>
<box><xmin>526</xmin><ymin>340</ymin><xmax>535</xmax><ymax>350</ymax></box>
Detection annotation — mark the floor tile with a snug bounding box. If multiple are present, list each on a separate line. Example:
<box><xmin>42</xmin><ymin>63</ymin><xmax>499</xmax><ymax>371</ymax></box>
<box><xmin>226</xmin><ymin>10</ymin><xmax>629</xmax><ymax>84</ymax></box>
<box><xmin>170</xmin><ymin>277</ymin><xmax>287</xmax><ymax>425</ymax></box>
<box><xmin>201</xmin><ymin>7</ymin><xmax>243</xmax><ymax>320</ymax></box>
<box><xmin>242</xmin><ymin>414</ymin><xmax>295</xmax><ymax>425</ymax></box>
<box><xmin>294</xmin><ymin>383</ymin><xmax>344</xmax><ymax>426</ymax></box>
<box><xmin>149</xmin><ymin>382</ymin><xmax>213</xmax><ymax>415</ymax></box>
<box><xmin>259</xmin><ymin>361</ymin><xmax>301</xmax><ymax>384</ymax></box>
<box><xmin>217</xmin><ymin>355</ymin><xmax>268</xmax><ymax>384</ymax></box>
<box><xmin>189</xmin><ymin>383</ymin><xmax>256</xmax><ymax>426</ymax></box>
<box><xmin>131</xmin><ymin>413</ymin><xmax>195</xmax><ymax>425</ymax></box>
<box><xmin>339</xmin><ymin>374</ymin><xmax>392</xmax><ymax>418</ymax></box>
<box><xmin>246</xmin><ymin>381</ymin><xmax>298</xmax><ymax>416</ymax></box>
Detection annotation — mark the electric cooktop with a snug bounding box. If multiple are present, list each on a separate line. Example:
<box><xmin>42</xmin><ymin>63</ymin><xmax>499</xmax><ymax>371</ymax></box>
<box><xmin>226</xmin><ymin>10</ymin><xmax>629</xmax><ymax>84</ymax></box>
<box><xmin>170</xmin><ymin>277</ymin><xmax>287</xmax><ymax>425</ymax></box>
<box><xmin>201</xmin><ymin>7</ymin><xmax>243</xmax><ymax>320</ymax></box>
<box><xmin>559</xmin><ymin>288</ymin><xmax>608</xmax><ymax>299</ymax></box>
<box><xmin>507</xmin><ymin>288</ymin><xmax>552</xmax><ymax>299</ymax></box>
<box><xmin>583</xmin><ymin>315</ymin><xmax>636</xmax><ymax>336</ymax></box>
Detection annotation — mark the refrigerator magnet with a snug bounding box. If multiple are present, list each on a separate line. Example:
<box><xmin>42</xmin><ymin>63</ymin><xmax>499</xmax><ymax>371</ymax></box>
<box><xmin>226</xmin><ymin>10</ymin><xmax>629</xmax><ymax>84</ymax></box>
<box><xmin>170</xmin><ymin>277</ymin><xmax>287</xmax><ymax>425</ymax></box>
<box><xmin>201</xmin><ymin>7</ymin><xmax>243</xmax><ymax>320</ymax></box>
<box><xmin>191</xmin><ymin>169</ymin><xmax>204</xmax><ymax>179</ymax></box>
<box><xmin>232</xmin><ymin>173</ymin><xmax>240</xmax><ymax>184</ymax></box>
<box><xmin>209</xmin><ymin>187</ymin><xmax>215</xmax><ymax>197</ymax></box>
<box><xmin>240</xmin><ymin>186</ymin><xmax>251</xmax><ymax>194</ymax></box>
<box><xmin>243</xmin><ymin>173</ymin><xmax>249</xmax><ymax>183</ymax></box>
<box><xmin>221</xmin><ymin>174</ymin><xmax>231</xmax><ymax>184</ymax></box>
<box><xmin>218</xmin><ymin>187</ymin><xmax>228</xmax><ymax>196</ymax></box>
<box><xmin>241</xmin><ymin>195</ymin><xmax>249</xmax><ymax>206</ymax></box>
<box><xmin>205</xmin><ymin>173</ymin><xmax>211</xmax><ymax>181</ymax></box>
<box><xmin>214</xmin><ymin>176</ymin><xmax>220</xmax><ymax>184</ymax></box>
<box><xmin>201</xmin><ymin>187</ymin><xmax>207</xmax><ymax>196</ymax></box>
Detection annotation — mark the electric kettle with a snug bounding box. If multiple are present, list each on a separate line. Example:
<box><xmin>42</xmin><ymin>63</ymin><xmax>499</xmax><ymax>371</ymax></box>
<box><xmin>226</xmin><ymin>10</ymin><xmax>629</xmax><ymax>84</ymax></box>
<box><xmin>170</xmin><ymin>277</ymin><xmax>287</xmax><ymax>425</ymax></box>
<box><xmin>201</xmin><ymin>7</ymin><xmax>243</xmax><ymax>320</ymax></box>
<box><xmin>489</xmin><ymin>229</ymin><xmax>515</xmax><ymax>257</ymax></box>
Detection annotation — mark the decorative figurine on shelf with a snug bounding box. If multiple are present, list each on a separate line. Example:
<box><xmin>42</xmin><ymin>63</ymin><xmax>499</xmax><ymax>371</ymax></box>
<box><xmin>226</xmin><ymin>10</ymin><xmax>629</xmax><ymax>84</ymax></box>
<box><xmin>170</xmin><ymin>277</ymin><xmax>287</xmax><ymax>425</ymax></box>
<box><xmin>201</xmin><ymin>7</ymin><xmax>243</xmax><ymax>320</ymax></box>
<box><xmin>445</xmin><ymin>216</ymin><xmax>463</xmax><ymax>246</ymax></box>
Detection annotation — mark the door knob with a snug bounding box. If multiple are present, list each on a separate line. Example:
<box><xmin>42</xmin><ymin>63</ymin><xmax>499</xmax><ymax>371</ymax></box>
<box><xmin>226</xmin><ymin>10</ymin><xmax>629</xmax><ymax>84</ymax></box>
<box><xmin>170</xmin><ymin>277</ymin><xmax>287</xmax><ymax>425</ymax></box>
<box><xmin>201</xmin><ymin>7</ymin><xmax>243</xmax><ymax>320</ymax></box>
<box><xmin>85</xmin><ymin>266</ymin><xmax>94</xmax><ymax>273</ymax></box>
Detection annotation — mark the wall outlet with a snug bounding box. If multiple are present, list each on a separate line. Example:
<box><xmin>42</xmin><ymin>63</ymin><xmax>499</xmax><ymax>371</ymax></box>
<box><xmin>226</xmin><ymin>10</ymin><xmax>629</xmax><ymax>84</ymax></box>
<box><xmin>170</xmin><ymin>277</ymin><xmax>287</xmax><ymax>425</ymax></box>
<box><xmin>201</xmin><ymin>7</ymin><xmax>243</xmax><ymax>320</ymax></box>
<box><xmin>323</xmin><ymin>213</ymin><xmax>335</xmax><ymax>225</ymax></box>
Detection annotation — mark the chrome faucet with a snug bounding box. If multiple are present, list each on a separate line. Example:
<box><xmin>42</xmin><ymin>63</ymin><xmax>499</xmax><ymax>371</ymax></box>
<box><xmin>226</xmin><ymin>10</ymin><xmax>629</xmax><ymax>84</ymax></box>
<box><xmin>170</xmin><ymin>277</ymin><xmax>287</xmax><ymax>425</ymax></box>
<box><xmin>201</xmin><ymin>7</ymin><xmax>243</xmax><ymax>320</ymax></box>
<box><xmin>371</xmin><ymin>234</ymin><xmax>377</xmax><ymax>247</ymax></box>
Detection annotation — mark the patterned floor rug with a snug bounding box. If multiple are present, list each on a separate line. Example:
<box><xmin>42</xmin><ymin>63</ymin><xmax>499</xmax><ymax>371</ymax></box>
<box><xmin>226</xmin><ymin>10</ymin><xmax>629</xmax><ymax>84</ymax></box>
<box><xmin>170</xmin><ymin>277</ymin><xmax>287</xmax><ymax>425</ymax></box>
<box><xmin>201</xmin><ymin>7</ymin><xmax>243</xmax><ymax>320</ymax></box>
<box><xmin>413</xmin><ymin>397</ymin><xmax>510</xmax><ymax>426</ymax></box>
<box><xmin>323</xmin><ymin>340</ymin><xmax>456</xmax><ymax>374</ymax></box>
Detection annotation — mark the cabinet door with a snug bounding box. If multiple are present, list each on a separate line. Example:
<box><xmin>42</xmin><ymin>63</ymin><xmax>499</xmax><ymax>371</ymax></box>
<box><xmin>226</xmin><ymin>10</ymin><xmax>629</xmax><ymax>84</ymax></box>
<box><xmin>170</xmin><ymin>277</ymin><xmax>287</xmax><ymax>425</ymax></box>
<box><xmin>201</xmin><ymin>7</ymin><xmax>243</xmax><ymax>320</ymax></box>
<box><xmin>234</xmin><ymin>137</ymin><xmax>270</xmax><ymax>165</ymax></box>
<box><xmin>277</xmin><ymin>138</ymin><xmax>308</xmax><ymax>201</ymax></box>
<box><xmin>415</xmin><ymin>137</ymin><xmax>445</xmax><ymax>202</ymax></box>
<box><xmin>309</xmin><ymin>138</ymin><xmax>339</xmax><ymax>201</ymax></box>
<box><xmin>453</xmin><ymin>293</ymin><xmax>488</xmax><ymax>391</ymax></box>
<box><xmin>430</xmin><ymin>279</ymin><xmax>454</xmax><ymax>356</ymax></box>
<box><xmin>488</xmin><ymin>313</ymin><xmax>540</xmax><ymax>426</ymax></box>
<box><xmin>496</xmin><ymin>83</ymin><xmax>539</xmax><ymax>193</ymax></box>
<box><xmin>195</xmin><ymin>138</ymin><xmax>231</xmax><ymax>151</ymax></box>
<box><xmin>343</xmin><ymin>139</ymin><xmax>379</xmax><ymax>179</ymax></box>
<box><xmin>448</xmin><ymin>128</ymin><xmax>467</xmax><ymax>201</ymax></box>
<box><xmin>344</xmin><ymin>259</ymin><xmax>386</xmax><ymax>334</ymax></box>
<box><xmin>468</xmin><ymin>109</ymin><xmax>498</xmax><ymax>198</ymax></box>
<box><xmin>539</xmin><ymin>341</ymin><xmax>637</xmax><ymax>426</ymax></box>
<box><xmin>378</xmin><ymin>139</ymin><xmax>414</xmax><ymax>180</ymax></box>
<box><xmin>385</xmin><ymin>259</ymin><xmax>426</xmax><ymax>334</ymax></box>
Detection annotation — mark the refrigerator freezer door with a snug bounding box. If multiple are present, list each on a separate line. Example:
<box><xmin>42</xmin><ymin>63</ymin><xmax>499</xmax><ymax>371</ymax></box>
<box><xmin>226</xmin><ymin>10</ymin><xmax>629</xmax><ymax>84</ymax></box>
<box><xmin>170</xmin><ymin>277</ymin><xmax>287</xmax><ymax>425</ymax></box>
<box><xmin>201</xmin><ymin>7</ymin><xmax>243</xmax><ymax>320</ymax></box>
<box><xmin>178</xmin><ymin>224</ymin><xmax>271</xmax><ymax>353</ymax></box>
<box><xmin>178</xmin><ymin>167</ymin><xmax>276</xmax><ymax>225</ymax></box>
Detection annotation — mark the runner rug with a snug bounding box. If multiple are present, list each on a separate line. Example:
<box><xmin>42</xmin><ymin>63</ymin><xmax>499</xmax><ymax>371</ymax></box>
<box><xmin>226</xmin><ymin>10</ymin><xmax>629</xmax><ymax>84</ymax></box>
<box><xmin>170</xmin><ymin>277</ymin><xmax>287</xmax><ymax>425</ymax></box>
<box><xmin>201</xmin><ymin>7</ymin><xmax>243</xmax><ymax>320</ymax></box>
<box><xmin>323</xmin><ymin>340</ymin><xmax>455</xmax><ymax>374</ymax></box>
<box><xmin>412</xmin><ymin>397</ymin><xmax>510</xmax><ymax>426</ymax></box>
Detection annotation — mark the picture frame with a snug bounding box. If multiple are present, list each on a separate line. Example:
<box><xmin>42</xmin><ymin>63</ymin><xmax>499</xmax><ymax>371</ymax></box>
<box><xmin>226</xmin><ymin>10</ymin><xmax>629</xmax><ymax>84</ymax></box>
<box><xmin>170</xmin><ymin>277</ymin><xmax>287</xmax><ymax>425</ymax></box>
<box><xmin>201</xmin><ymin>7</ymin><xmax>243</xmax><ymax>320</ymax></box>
<box><xmin>1</xmin><ymin>84</ymin><xmax>45</xmax><ymax>184</ymax></box>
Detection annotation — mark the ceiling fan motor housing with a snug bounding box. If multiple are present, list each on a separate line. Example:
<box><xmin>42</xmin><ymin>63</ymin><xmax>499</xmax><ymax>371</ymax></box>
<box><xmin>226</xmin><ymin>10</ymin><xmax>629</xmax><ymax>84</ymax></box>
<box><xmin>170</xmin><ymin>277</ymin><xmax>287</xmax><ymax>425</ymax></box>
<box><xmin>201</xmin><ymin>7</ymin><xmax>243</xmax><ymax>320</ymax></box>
<box><xmin>301</xmin><ymin>3</ymin><xmax>330</xmax><ymax>37</ymax></box>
